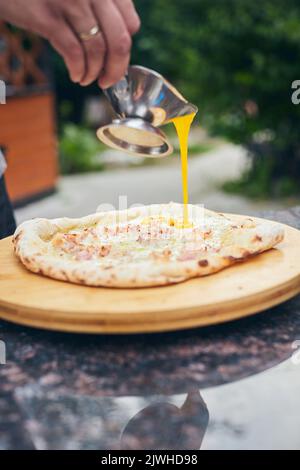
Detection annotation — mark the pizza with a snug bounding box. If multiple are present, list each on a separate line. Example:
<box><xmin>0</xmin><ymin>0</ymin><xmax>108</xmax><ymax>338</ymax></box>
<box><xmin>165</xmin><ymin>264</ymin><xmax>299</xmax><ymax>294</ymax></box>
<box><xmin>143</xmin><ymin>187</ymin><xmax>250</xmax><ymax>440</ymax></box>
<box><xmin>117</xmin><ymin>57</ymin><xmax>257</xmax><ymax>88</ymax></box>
<box><xmin>13</xmin><ymin>203</ymin><xmax>284</xmax><ymax>288</ymax></box>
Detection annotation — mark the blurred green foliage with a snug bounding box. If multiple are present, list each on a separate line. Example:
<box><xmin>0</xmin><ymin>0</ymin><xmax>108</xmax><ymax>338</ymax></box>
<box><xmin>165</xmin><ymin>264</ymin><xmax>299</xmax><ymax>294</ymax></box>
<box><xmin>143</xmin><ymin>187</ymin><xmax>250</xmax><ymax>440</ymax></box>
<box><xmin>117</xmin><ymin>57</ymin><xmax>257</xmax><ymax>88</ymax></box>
<box><xmin>59</xmin><ymin>124</ymin><xmax>104</xmax><ymax>174</ymax></box>
<box><xmin>52</xmin><ymin>0</ymin><xmax>300</xmax><ymax>195</ymax></box>
<box><xmin>132</xmin><ymin>0</ymin><xmax>300</xmax><ymax>197</ymax></box>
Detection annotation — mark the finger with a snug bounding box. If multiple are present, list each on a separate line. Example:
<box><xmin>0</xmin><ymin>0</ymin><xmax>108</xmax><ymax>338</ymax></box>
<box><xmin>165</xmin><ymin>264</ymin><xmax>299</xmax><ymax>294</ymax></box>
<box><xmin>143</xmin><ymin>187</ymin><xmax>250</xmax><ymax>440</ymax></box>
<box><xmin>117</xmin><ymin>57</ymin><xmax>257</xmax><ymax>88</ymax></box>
<box><xmin>92</xmin><ymin>0</ymin><xmax>132</xmax><ymax>89</ymax></box>
<box><xmin>113</xmin><ymin>0</ymin><xmax>141</xmax><ymax>35</ymax></box>
<box><xmin>49</xmin><ymin>21</ymin><xmax>85</xmax><ymax>83</ymax></box>
<box><xmin>65</xmin><ymin>5</ymin><xmax>106</xmax><ymax>86</ymax></box>
<box><xmin>80</xmin><ymin>31</ymin><xmax>106</xmax><ymax>85</ymax></box>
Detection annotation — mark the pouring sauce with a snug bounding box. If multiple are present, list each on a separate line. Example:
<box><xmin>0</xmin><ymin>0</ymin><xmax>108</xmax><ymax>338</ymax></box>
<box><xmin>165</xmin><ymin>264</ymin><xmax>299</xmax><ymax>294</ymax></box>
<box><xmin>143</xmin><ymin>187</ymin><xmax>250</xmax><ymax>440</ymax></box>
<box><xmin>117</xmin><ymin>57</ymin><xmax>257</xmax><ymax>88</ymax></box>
<box><xmin>172</xmin><ymin>112</ymin><xmax>196</xmax><ymax>228</ymax></box>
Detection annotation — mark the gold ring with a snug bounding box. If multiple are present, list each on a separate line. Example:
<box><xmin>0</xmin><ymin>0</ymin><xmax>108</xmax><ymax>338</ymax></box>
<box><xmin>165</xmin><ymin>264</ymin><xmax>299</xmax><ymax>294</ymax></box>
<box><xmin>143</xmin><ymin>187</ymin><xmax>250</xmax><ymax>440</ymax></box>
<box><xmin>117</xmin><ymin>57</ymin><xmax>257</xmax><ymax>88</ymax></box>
<box><xmin>79</xmin><ymin>25</ymin><xmax>100</xmax><ymax>42</ymax></box>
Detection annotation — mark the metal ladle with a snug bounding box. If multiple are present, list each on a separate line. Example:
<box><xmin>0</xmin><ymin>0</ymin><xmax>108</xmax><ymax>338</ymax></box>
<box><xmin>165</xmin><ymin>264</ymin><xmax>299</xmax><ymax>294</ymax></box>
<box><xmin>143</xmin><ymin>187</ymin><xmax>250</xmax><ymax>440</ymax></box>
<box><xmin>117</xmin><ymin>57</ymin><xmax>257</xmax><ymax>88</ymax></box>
<box><xmin>97</xmin><ymin>65</ymin><xmax>198</xmax><ymax>158</ymax></box>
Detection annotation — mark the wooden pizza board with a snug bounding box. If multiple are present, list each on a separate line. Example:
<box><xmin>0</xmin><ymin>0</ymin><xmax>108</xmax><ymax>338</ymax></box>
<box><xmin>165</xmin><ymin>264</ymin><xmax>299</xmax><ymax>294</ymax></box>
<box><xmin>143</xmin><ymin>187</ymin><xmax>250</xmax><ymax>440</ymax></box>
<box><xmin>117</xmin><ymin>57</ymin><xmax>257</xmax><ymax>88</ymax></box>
<box><xmin>0</xmin><ymin>216</ymin><xmax>300</xmax><ymax>334</ymax></box>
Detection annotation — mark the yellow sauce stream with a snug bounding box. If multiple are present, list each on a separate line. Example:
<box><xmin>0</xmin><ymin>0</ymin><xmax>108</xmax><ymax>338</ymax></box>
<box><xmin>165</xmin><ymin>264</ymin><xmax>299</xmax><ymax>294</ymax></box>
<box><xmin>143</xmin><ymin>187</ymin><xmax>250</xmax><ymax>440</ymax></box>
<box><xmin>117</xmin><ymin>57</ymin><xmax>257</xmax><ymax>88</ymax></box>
<box><xmin>172</xmin><ymin>112</ymin><xmax>196</xmax><ymax>227</ymax></box>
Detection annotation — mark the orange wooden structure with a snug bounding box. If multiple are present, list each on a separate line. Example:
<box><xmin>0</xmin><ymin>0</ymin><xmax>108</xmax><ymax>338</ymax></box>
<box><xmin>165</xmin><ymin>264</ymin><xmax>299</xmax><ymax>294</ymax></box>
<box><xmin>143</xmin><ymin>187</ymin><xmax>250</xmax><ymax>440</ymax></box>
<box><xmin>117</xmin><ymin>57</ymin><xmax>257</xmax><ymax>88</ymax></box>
<box><xmin>0</xmin><ymin>22</ymin><xmax>58</xmax><ymax>206</ymax></box>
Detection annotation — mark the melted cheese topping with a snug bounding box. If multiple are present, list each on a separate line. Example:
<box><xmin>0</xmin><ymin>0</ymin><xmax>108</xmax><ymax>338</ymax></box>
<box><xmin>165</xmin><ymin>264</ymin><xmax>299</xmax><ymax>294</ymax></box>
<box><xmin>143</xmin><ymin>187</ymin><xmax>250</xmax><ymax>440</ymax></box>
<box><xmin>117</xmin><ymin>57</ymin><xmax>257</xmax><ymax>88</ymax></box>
<box><xmin>49</xmin><ymin>210</ymin><xmax>236</xmax><ymax>267</ymax></box>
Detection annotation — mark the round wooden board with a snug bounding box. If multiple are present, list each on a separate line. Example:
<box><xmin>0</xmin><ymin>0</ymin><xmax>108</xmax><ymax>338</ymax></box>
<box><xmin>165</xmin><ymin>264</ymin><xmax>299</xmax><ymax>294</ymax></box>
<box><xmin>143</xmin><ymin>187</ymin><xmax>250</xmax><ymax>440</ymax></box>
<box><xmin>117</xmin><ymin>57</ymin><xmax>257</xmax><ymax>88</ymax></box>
<box><xmin>0</xmin><ymin>216</ymin><xmax>300</xmax><ymax>334</ymax></box>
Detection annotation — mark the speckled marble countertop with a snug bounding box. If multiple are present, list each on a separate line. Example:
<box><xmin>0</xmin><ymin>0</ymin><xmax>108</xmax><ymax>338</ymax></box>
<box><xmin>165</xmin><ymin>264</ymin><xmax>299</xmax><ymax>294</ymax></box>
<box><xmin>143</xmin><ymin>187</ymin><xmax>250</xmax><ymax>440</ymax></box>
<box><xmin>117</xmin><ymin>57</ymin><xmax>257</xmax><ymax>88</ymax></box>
<box><xmin>0</xmin><ymin>207</ymin><xmax>300</xmax><ymax>450</ymax></box>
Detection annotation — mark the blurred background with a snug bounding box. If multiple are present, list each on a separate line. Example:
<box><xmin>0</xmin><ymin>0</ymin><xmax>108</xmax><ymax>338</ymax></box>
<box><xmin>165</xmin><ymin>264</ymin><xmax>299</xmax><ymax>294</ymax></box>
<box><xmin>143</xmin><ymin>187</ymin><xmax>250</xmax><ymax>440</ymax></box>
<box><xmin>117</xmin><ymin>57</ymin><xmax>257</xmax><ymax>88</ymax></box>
<box><xmin>0</xmin><ymin>0</ymin><xmax>300</xmax><ymax>224</ymax></box>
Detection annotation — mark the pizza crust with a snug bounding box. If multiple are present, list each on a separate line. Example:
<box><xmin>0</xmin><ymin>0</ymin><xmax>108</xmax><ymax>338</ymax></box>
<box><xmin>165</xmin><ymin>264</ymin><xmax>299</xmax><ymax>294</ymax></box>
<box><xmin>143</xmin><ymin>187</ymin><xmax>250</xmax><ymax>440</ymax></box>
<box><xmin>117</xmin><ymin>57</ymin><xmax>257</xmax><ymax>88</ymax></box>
<box><xmin>13</xmin><ymin>203</ymin><xmax>284</xmax><ymax>288</ymax></box>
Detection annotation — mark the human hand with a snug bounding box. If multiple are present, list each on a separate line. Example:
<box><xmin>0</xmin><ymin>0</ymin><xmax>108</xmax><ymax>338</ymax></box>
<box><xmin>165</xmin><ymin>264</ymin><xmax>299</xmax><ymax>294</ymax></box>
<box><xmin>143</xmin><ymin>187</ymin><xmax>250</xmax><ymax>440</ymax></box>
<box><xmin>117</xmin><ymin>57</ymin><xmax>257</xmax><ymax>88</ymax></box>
<box><xmin>0</xmin><ymin>0</ymin><xmax>140</xmax><ymax>88</ymax></box>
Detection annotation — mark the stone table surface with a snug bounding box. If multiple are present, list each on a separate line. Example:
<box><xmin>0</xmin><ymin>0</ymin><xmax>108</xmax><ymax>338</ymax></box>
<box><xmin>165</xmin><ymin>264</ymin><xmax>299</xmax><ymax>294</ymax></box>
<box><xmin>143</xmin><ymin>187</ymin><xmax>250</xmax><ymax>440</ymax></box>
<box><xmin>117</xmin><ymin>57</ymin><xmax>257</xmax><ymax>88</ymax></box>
<box><xmin>0</xmin><ymin>207</ymin><xmax>300</xmax><ymax>450</ymax></box>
